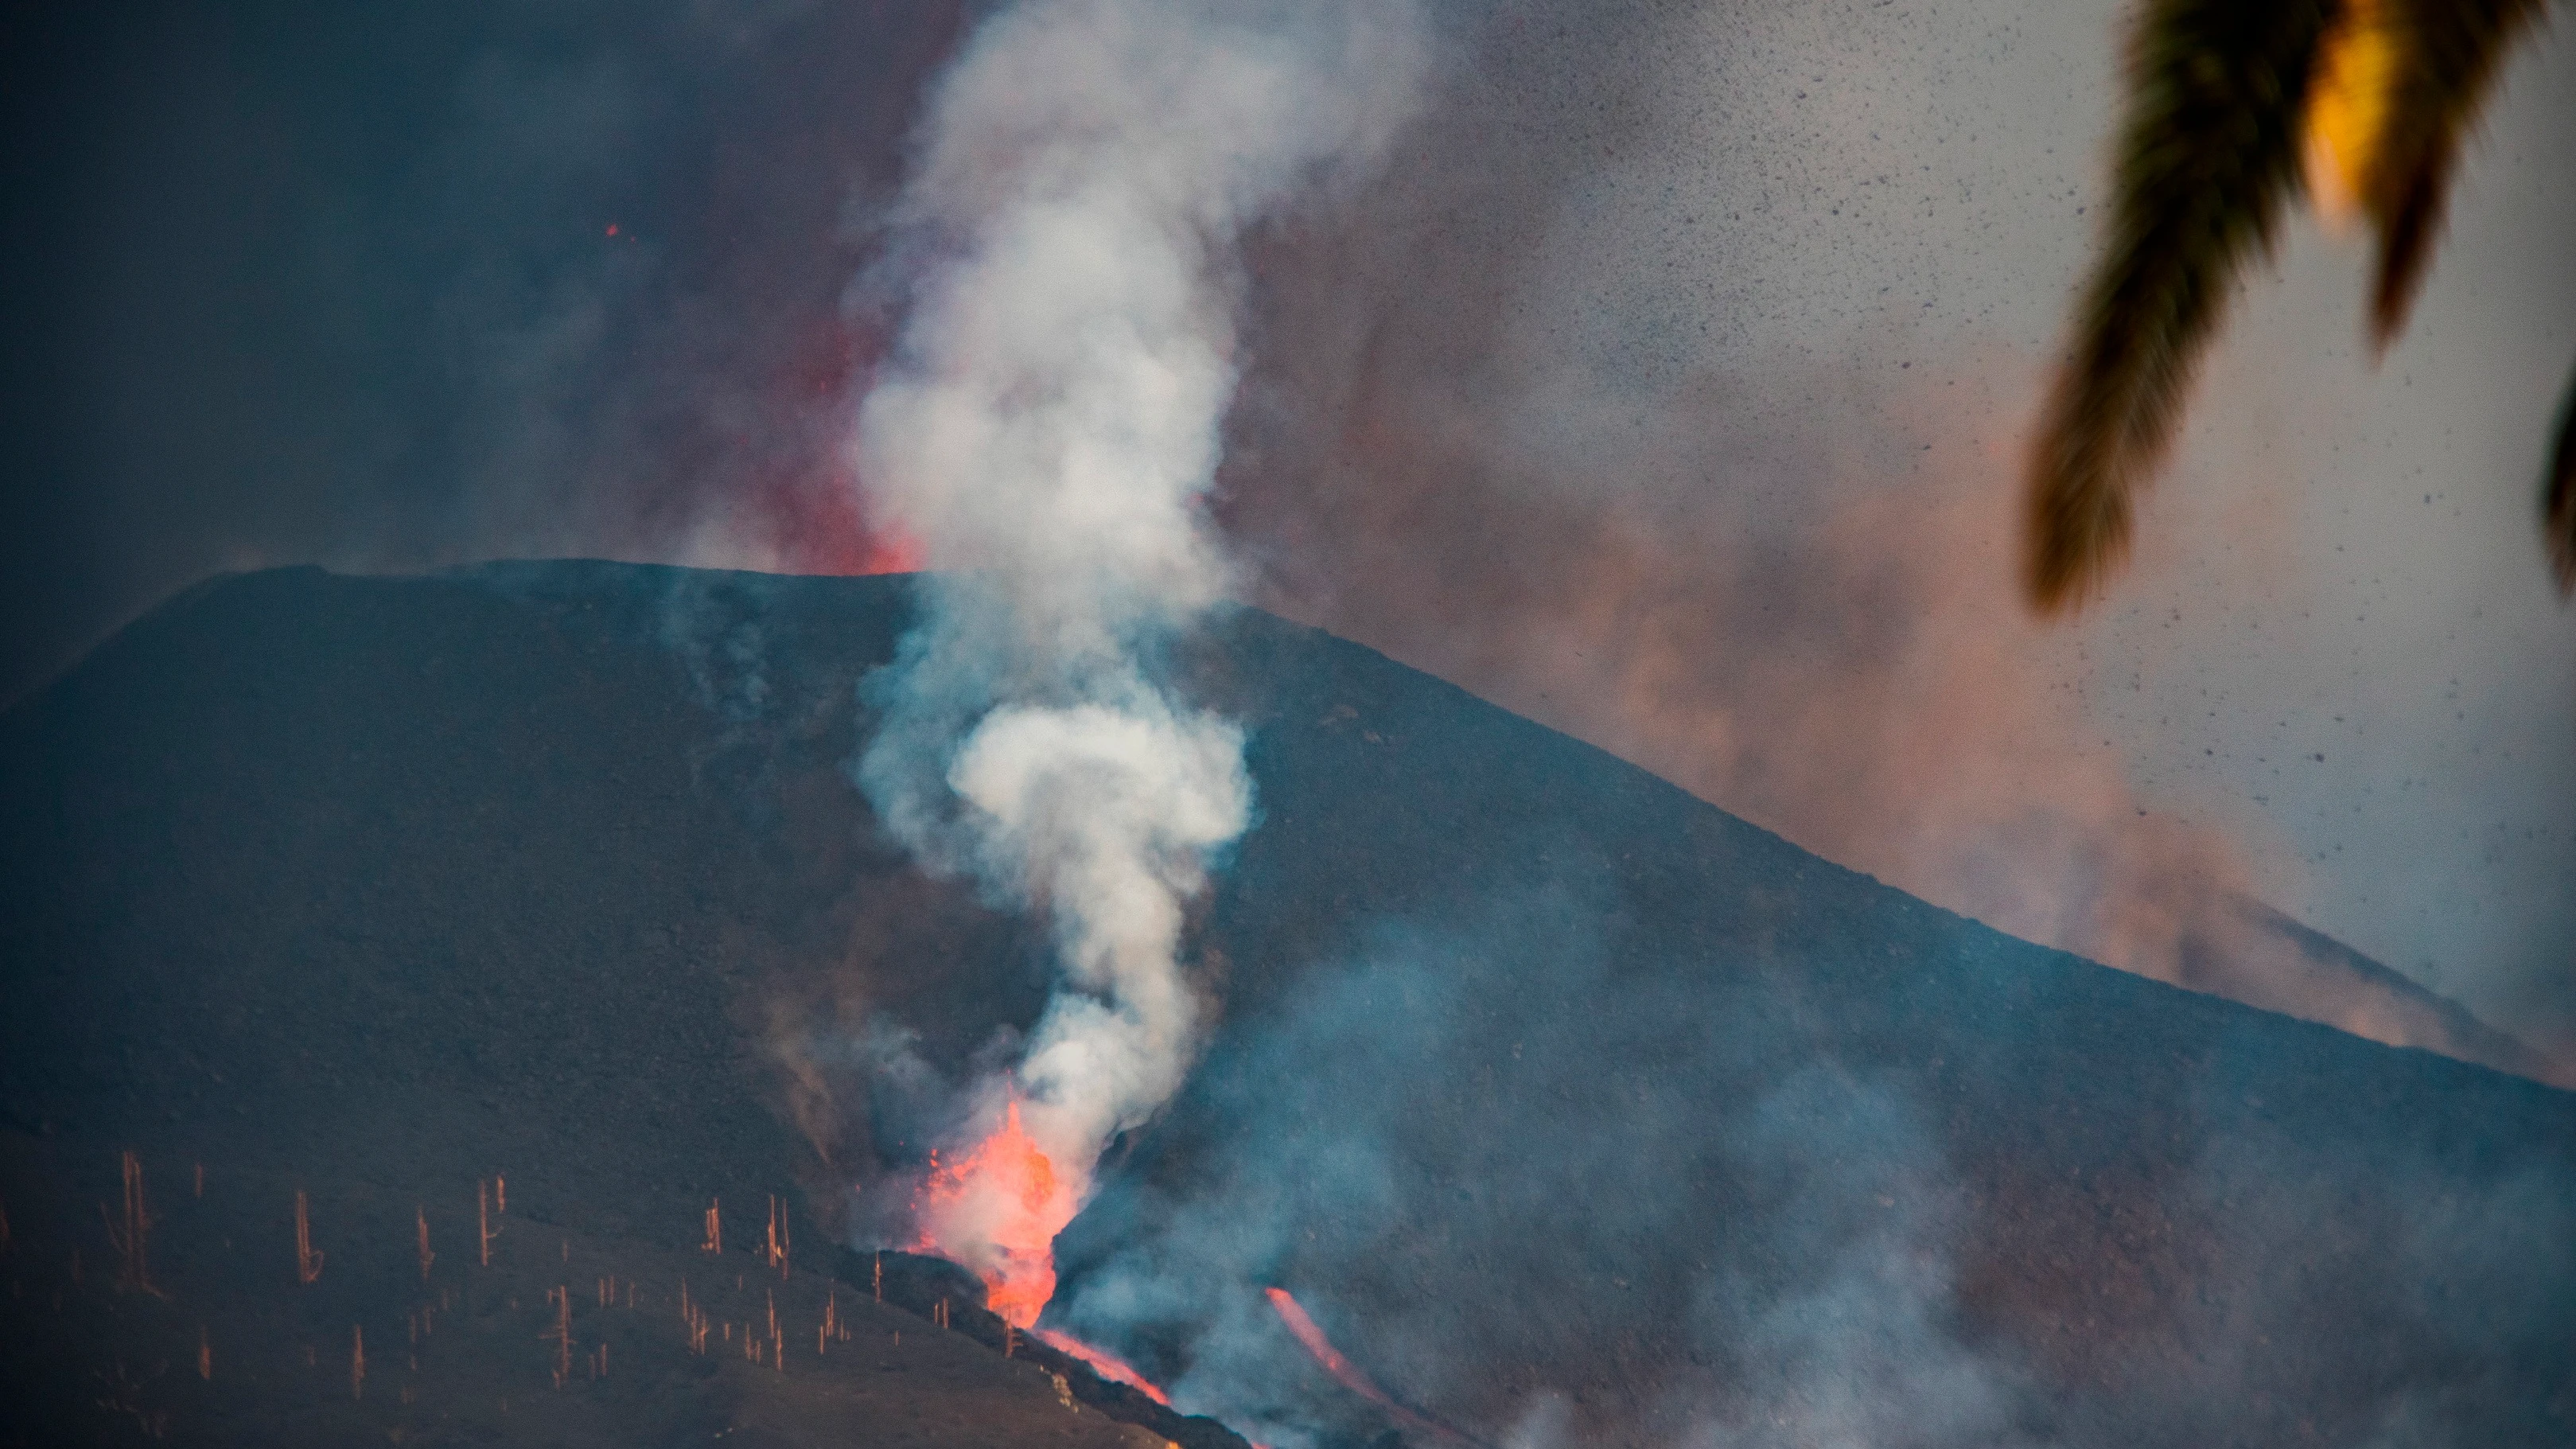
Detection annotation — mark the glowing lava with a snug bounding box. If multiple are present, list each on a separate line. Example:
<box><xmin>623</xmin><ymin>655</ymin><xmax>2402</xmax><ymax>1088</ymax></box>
<box><xmin>907</xmin><ymin>1097</ymin><xmax>1183</xmax><ymax>1409</ymax></box>
<box><xmin>1267</xmin><ymin>1288</ymin><xmax>1480</xmax><ymax>1448</ymax></box>
<box><xmin>1264</xmin><ymin>1287</ymin><xmax>1393</xmax><ymax>1405</ymax></box>
<box><xmin>912</xmin><ymin>1099</ymin><xmax>1078</xmax><ymax>1329</ymax></box>
<box><xmin>1032</xmin><ymin>1327</ymin><xmax>1172</xmax><ymax>1406</ymax></box>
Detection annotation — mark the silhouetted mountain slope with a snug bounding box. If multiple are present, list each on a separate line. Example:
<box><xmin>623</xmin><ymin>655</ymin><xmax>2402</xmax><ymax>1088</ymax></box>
<box><xmin>1</xmin><ymin>562</ymin><xmax>2568</xmax><ymax>1447</ymax></box>
<box><xmin>2216</xmin><ymin>894</ymin><xmax>2555</xmax><ymax>1080</ymax></box>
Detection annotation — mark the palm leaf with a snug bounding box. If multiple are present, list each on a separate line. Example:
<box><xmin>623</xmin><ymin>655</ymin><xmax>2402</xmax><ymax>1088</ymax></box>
<box><xmin>2547</xmin><ymin>360</ymin><xmax>2576</xmax><ymax>594</ymax></box>
<box><xmin>2025</xmin><ymin>0</ymin><xmax>2337</xmax><ymax>612</ymax></box>
<box><xmin>2357</xmin><ymin>0</ymin><xmax>2551</xmax><ymax>345</ymax></box>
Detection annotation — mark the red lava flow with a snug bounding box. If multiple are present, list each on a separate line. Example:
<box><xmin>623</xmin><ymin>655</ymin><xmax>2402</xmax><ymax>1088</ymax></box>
<box><xmin>1032</xmin><ymin>1326</ymin><xmax>1173</xmax><ymax>1406</ymax></box>
<box><xmin>1264</xmin><ymin>1287</ymin><xmax>1395</xmax><ymax>1405</ymax></box>
<box><xmin>1267</xmin><ymin>1287</ymin><xmax>1482</xmax><ymax>1448</ymax></box>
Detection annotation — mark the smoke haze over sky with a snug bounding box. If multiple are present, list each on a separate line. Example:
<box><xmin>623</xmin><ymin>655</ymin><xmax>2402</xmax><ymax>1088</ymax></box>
<box><xmin>1220</xmin><ymin>1</ymin><xmax>2576</xmax><ymax>1063</ymax></box>
<box><xmin>2</xmin><ymin>0</ymin><xmax>2569</xmax><ymax>1055</ymax></box>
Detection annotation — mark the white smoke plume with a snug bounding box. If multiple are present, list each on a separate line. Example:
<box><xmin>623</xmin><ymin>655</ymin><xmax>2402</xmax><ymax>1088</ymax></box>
<box><xmin>846</xmin><ymin>0</ymin><xmax>1429</xmax><ymax>1299</ymax></box>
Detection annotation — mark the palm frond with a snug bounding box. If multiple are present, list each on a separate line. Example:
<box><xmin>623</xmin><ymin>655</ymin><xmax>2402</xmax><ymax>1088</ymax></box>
<box><xmin>2547</xmin><ymin>359</ymin><xmax>2576</xmax><ymax>595</ymax></box>
<box><xmin>2358</xmin><ymin>0</ymin><xmax>2551</xmax><ymax>346</ymax></box>
<box><xmin>2025</xmin><ymin>0</ymin><xmax>2337</xmax><ymax>612</ymax></box>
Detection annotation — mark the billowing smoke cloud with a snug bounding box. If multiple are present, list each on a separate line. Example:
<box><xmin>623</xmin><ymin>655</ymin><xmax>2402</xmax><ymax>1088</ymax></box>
<box><xmin>1043</xmin><ymin>882</ymin><xmax>2575</xmax><ymax>1448</ymax></box>
<box><xmin>846</xmin><ymin>0</ymin><xmax>1429</xmax><ymax>1306</ymax></box>
<box><xmin>1043</xmin><ymin>896</ymin><xmax>2041</xmax><ymax>1449</ymax></box>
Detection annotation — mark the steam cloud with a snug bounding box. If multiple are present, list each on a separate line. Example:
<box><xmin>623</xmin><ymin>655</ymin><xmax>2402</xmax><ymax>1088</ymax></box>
<box><xmin>847</xmin><ymin>0</ymin><xmax>1428</xmax><ymax>1291</ymax></box>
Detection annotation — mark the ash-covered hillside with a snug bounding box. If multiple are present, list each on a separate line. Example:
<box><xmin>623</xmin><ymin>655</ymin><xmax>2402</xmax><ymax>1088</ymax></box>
<box><xmin>1</xmin><ymin>562</ymin><xmax>2569</xmax><ymax>1447</ymax></box>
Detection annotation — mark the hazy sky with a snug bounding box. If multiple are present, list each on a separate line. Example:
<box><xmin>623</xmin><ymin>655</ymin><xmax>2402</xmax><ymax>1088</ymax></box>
<box><xmin>1776</xmin><ymin>3</ymin><xmax>2576</xmax><ymax>1031</ymax></box>
<box><xmin>2</xmin><ymin>0</ymin><xmax>2567</xmax><ymax>1051</ymax></box>
<box><xmin>1218</xmin><ymin>0</ymin><xmax>2575</xmax><ymax>1057</ymax></box>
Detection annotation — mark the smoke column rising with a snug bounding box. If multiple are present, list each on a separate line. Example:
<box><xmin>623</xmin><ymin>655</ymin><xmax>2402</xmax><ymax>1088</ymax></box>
<box><xmin>847</xmin><ymin>0</ymin><xmax>1428</xmax><ymax>1315</ymax></box>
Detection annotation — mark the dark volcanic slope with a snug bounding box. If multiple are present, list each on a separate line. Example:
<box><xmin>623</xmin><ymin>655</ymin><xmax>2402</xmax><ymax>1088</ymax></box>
<box><xmin>2</xmin><ymin>562</ymin><xmax>2570</xmax><ymax>1448</ymax></box>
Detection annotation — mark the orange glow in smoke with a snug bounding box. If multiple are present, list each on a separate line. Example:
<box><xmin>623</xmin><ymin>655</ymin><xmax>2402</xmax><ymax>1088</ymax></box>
<box><xmin>861</xmin><ymin>524</ymin><xmax>925</xmax><ymax>575</ymax></box>
<box><xmin>912</xmin><ymin>1099</ymin><xmax>1078</xmax><ymax>1330</ymax></box>
<box><xmin>1033</xmin><ymin>1326</ymin><xmax>1173</xmax><ymax>1405</ymax></box>
<box><xmin>908</xmin><ymin>1096</ymin><xmax>1186</xmax><ymax>1411</ymax></box>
